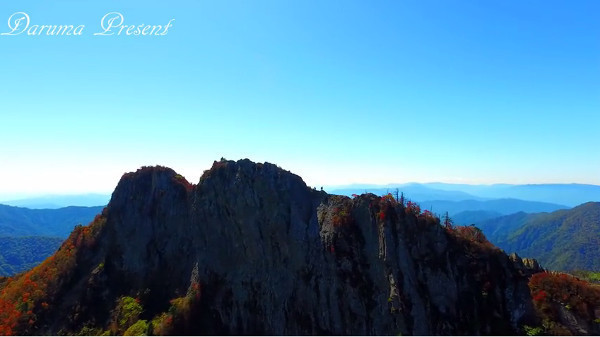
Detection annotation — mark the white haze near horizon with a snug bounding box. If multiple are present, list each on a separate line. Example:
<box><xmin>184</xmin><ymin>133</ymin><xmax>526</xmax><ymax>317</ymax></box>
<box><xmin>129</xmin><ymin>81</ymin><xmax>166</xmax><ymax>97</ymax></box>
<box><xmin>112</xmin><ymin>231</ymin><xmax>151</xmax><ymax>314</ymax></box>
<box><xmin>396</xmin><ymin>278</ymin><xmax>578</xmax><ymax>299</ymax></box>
<box><xmin>2</xmin><ymin>155</ymin><xmax>600</xmax><ymax>201</ymax></box>
<box><xmin>2</xmin><ymin>171</ymin><xmax>598</xmax><ymax>202</ymax></box>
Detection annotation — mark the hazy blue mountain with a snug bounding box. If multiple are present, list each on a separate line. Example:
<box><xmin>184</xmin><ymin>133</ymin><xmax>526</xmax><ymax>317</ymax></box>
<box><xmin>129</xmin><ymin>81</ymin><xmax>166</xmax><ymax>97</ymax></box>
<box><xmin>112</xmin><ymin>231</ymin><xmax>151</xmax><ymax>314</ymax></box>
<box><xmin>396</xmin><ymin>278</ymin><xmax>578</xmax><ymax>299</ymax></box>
<box><xmin>451</xmin><ymin>210</ymin><xmax>503</xmax><ymax>226</ymax></box>
<box><xmin>329</xmin><ymin>183</ymin><xmax>486</xmax><ymax>202</ymax></box>
<box><xmin>329</xmin><ymin>182</ymin><xmax>600</xmax><ymax>207</ymax></box>
<box><xmin>479</xmin><ymin>202</ymin><xmax>600</xmax><ymax>271</ymax></box>
<box><xmin>330</xmin><ymin>184</ymin><xmax>570</xmax><ymax>220</ymax></box>
<box><xmin>422</xmin><ymin>183</ymin><xmax>600</xmax><ymax>207</ymax></box>
<box><xmin>418</xmin><ymin>199</ymin><xmax>568</xmax><ymax>217</ymax></box>
<box><xmin>0</xmin><ymin>193</ymin><xmax>110</xmax><ymax>209</ymax></box>
<box><xmin>0</xmin><ymin>204</ymin><xmax>103</xmax><ymax>237</ymax></box>
<box><xmin>0</xmin><ymin>236</ymin><xmax>63</xmax><ymax>276</ymax></box>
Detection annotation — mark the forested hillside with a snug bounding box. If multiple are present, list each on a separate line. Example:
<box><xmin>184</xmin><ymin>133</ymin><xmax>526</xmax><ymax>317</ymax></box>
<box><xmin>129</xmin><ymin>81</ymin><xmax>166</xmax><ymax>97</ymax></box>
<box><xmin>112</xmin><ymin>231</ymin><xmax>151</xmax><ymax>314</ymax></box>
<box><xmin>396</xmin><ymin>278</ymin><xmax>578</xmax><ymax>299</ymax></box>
<box><xmin>478</xmin><ymin>202</ymin><xmax>600</xmax><ymax>271</ymax></box>
<box><xmin>0</xmin><ymin>237</ymin><xmax>63</xmax><ymax>276</ymax></box>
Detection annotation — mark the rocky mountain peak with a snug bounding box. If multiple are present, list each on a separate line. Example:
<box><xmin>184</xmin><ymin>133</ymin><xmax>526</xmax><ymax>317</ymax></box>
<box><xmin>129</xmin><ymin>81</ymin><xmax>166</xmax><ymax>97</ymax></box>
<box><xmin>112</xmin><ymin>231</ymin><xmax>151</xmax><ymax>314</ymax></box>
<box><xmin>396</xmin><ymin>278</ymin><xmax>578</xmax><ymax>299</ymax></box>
<box><xmin>1</xmin><ymin>159</ymin><xmax>550</xmax><ymax>335</ymax></box>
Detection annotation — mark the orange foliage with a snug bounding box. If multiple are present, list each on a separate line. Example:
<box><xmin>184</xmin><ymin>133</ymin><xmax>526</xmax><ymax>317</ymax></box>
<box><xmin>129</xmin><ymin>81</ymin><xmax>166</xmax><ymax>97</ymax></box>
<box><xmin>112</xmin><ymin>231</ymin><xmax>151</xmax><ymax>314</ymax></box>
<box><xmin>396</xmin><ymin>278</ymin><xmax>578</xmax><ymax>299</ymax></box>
<box><xmin>405</xmin><ymin>201</ymin><xmax>421</xmax><ymax>216</ymax></box>
<box><xmin>0</xmin><ymin>212</ymin><xmax>107</xmax><ymax>334</ymax></box>
<box><xmin>419</xmin><ymin>210</ymin><xmax>438</xmax><ymax>223</ymax></box>
<box><xmin>529</xmin><ymin>271</ymin><xmax>600</xmax><ymax>321</ymax></box>
<box><xmin>455</xmin><ymin>226</ymin><xmax>487</xmax><ymax>242</ymax></box>
<box><xmin>174</xmin><ymin>174</ymin><xmax>195</xmax><ymax>192</ymax></box>
<box><xmin>447</xmin><ymin>225</ymin><xmax>494</xmax><ymax>248</ymax></box>
<box><xmin>0</xmin><ymin>298</ymin><xmax>21</xmax><ymax>335</ymax></box>
<box><xmin>332</xmin><ymin>202</ymin><xmax>353</xmax><ymax>227</ymax></box>
<box><xmin>377</xmin><ymin>193</ymin><xmax>399</xmax><ymax>221</ymax></box>
<box><xmin>381</xmin><ymin>193</ymin><xmax>396</xmax><ymax>204</ymax></box>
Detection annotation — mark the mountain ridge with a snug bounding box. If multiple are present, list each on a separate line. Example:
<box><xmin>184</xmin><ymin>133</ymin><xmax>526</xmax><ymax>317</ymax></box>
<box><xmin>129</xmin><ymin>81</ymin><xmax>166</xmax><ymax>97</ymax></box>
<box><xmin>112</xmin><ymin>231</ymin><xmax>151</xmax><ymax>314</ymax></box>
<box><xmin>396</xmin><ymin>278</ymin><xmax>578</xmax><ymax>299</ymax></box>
<box><xmin>0</xmin><ymin>204</ymin><xmax>104</xmax><ymax>237</ymax></box>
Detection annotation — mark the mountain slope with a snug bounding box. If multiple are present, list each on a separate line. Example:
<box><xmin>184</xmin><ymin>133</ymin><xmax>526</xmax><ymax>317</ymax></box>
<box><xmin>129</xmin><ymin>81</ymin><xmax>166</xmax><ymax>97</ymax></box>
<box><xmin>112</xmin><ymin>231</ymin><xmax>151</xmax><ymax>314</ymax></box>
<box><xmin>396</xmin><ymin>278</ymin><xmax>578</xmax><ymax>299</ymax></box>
<box><xmin>0</xmin><ymin>205</ymin><xmax>103</xmax><ymax>237</ymax></box>
<box><xmin>0</xmin><ymin>160</ymin><xmax>554</xmax><ymax>335</ymax></box>
<box><xmin>0</xmin><ymin>237</ymin><xmax>63</xmax><ymax>276</ymax></box>
<box><xmin>477</xmin><ymin>212</ymin><xmax>538</xmax><ymax>244</ymax></box>
<box><xmin>479</xmin><ymin>203</ymin><xmax>600</xmax><ymax>271</ymax></box>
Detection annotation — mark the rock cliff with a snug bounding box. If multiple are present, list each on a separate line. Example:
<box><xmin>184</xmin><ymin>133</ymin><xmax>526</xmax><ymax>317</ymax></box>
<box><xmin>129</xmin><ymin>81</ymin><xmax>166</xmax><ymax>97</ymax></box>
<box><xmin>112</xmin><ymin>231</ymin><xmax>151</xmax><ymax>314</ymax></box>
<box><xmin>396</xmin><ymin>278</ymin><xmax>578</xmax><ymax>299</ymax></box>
<box><xmin>1</xmin><ymin>159</ymin><xmax>542</xmax><ymax>335</ymax></box>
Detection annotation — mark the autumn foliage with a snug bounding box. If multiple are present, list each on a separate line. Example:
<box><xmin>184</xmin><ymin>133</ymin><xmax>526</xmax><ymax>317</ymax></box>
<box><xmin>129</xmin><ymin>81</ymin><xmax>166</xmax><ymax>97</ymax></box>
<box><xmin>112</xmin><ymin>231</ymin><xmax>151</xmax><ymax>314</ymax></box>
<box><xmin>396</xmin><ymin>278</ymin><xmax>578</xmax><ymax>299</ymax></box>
<box><xmin>0</xmin><ymin>298</ymin><xmax>20</xmax><ymax>335</ymax></box>
<box><xmin>0</xmin><ymin>211</ymin><xmax>107</xmax><ymax>335</ymax></box>
<box><xmin>405</xmin><ymin>201</ymin><xmax>421</xmax><ymax>217</ymax></box>
<box><xmin>150</xmin><ymin>281</ymin><xmax>203</xmax><ymax>335</ymax></box>
<box><xmin>452</xmin><ymin>226</ymin><xmax>488</xmax><ymax>243</ymax></box>
<box><xmin>419</xmin><ymin>210</ymin><xmax>439</xmax><ymax>224</ymax></box>
<box><xmin>529</xmin><ymin>271</ymin><xmax>600</xmax><ymax>322</ymax></box>
<box><xmin>332</xmin><ymin>202</ymin><xmax>353</xmax><ymax>227</ymax></box>
<box><xmin>444</xmin><ymin>224</ymin><xmax>497</xmax><ymax>251</ymax></box>
<box><xmin>377</xmin><ymin>193</ymin><xmax>399</xmax><ymax>221</ymax></box>
<box><xmin>174</xmin><ymin>174</ymin><xmax>195</xmax><ymax>192</ymax></box>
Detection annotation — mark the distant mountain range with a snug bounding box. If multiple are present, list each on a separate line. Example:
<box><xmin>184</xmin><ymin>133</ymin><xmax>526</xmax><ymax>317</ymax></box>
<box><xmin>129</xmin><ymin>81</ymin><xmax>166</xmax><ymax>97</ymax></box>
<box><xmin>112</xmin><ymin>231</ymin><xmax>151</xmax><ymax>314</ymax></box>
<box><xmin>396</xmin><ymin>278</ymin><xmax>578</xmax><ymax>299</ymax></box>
<box><xmin>0</xmin><ymin>193</ymin><xmax>110</xmax><ymax>209</ymax></box>
<box><xmin>329</xmin><ymin>182</ymin><xmax>600</xmax><ymax>207</ymax></box>
<box><xmin>0</xmin><ymin>204</ymin><xmax>103</xmax><ymax>237</ymax></box>
<box><xmin>418</xmin><ymin>199</ymin><xmax>567</xmax><ymax>218</ymax></box>
<box><xmin>477</xmin><ymin>202</ymin><xmax>600</xmax><ymax>272</ymax></box>
<box><xmin>424</xmin><ymin>183</ymin><xmax>600</xmax><ymax>207</ymax></box>
<box><xmin>330</xmin><ymin>184</ymin><xmax>570</xmax><ymax>221</ymax></box>
<box><xmin>329</xmin><ymin>184</ymin><xmax>486</xmax><ymax>202</ymax></box>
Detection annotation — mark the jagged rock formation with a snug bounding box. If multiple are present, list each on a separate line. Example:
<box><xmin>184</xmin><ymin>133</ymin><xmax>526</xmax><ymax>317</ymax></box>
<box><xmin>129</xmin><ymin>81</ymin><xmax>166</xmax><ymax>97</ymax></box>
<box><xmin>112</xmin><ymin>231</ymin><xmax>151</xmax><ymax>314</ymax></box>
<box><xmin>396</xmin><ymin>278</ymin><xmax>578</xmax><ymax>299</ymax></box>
<box><xmin>1</xmin><ymin>159</ymin><xmax>543</xmax><ymax>335</ymax></box>
<box><xmin>508</xmin><ymin>253</ymin><xmax>545</xmax><ymax>278</ymax></box>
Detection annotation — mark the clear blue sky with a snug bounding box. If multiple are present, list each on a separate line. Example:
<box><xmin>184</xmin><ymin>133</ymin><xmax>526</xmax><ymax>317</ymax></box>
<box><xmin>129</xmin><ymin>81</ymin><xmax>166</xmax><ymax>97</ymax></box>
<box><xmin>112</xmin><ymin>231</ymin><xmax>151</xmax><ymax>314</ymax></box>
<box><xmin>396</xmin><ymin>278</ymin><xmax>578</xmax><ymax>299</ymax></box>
<box><xmin>1</xmin><ymin>0</ymin><xmax>599</xmax><ymax>197</ymax></box>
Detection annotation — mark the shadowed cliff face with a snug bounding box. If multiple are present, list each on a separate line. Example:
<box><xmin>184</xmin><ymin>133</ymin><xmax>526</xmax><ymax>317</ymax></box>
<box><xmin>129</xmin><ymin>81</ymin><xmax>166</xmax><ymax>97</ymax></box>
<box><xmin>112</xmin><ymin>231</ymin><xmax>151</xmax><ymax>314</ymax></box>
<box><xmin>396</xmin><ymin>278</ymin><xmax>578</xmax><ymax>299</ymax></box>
<box><xmin>3</xmin><ymin>159</ymin><xmax>542</xmax><ymax>335</ymax></box>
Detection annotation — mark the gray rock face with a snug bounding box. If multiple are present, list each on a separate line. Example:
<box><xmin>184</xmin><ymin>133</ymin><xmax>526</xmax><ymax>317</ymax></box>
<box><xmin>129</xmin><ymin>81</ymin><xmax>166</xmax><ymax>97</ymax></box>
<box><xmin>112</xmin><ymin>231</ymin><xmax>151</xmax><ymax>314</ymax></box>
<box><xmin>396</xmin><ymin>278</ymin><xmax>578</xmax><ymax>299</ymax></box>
<box><xmin>509</xmin><ymin>253</ymin><xmax>545</xmax><ymax>278</ymax></box>
<box><xmin>42</xmin><ymin>159</ymin><xmax>538</xmax><ymax>335</ymax></box>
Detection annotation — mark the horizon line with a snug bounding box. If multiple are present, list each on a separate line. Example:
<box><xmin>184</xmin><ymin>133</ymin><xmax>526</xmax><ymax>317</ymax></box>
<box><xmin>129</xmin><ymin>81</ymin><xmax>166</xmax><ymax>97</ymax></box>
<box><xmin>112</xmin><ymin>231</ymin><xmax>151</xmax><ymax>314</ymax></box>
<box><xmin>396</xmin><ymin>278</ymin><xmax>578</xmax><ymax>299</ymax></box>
<box><xmin>2</xmin><ymin>181</ymin><xmax>600</xmax><ymax>201</ymax></box>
